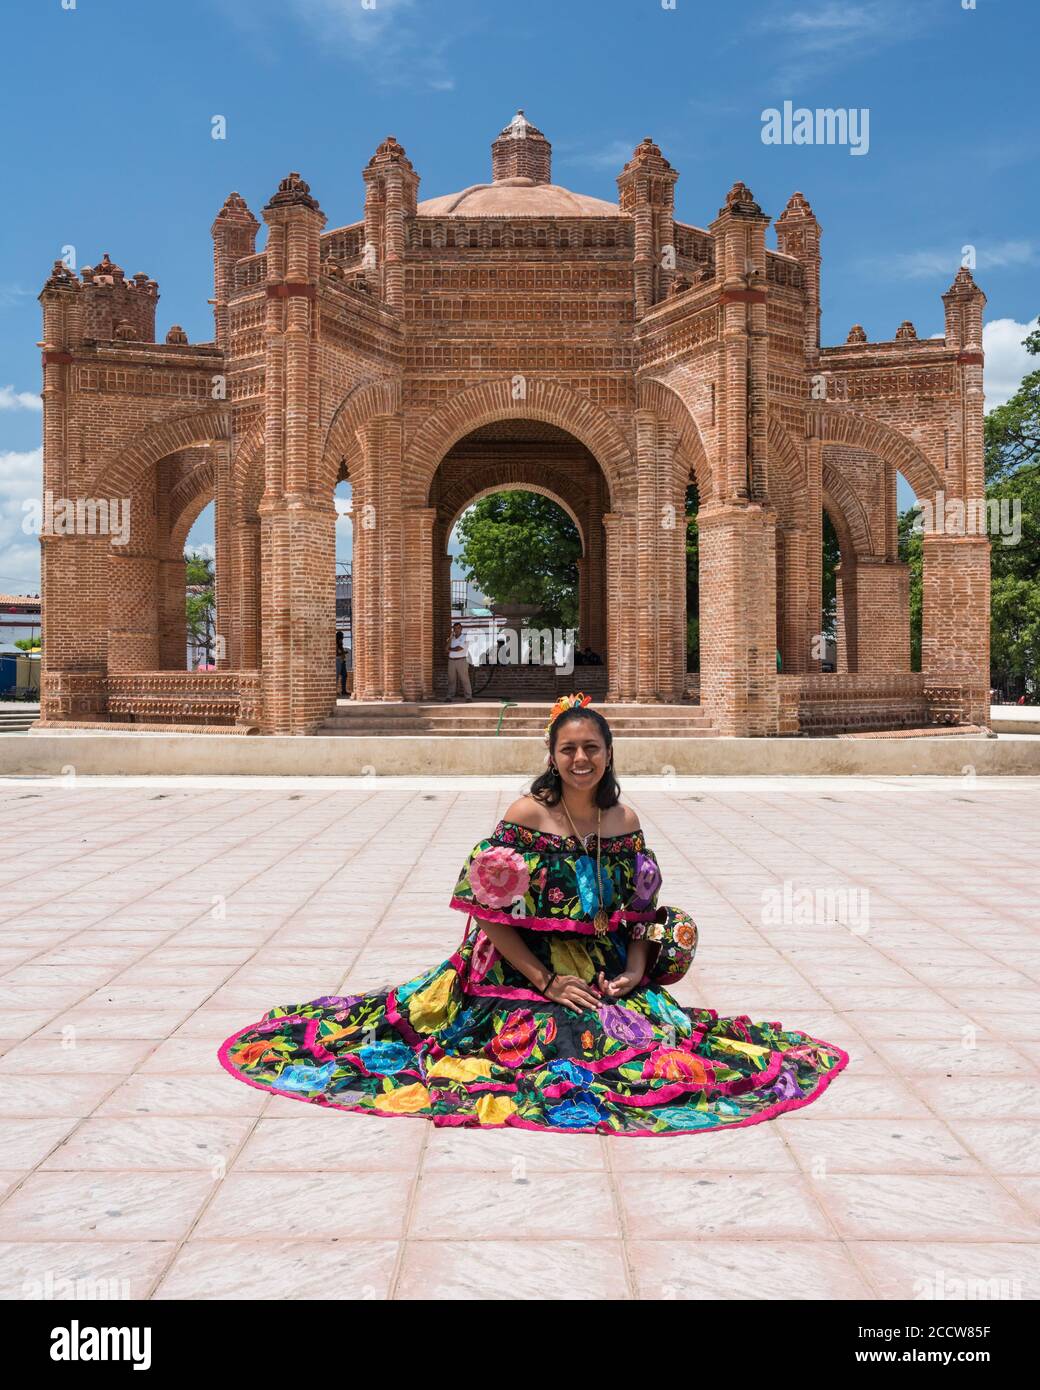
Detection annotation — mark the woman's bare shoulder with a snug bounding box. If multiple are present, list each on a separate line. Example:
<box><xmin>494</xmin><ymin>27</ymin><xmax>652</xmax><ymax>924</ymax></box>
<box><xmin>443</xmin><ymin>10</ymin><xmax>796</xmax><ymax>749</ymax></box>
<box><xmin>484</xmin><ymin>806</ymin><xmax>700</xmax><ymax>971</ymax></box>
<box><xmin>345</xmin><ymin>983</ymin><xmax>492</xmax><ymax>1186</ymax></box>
<box><xmin>605</xmin><ymin>802</ymin><xmax>642</xmax><ymax>834</ymax></box>
<box><xmin>501</xmin><ymin>794</ymin><xmax>556</xmax><ymax>832</ymax></box>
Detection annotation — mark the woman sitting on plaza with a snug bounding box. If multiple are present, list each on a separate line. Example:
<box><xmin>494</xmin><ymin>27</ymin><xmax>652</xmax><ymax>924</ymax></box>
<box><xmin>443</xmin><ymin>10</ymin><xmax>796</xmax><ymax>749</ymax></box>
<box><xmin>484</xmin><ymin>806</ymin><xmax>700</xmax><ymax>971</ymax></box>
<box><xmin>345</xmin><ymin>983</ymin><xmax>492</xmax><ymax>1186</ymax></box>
<box><xmin>219</xmin><ymin>694</ymin><xmax>848</xmax><ymax>1135</ymax></box>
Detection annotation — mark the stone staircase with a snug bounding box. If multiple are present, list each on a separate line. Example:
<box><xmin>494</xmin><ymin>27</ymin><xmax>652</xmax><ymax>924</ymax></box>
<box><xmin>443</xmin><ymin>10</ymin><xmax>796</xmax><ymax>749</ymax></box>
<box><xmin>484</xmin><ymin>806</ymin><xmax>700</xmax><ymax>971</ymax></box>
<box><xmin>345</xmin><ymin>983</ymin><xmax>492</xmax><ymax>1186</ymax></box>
<box><xmin>317</xmin><ymin>699</ymin><xmax>715</xmax><ymax>737</ymax></box>
<box><xmin>0</xmin><ymin>704</ymin><xmax>40</xmax><ymax>734</ymax></box>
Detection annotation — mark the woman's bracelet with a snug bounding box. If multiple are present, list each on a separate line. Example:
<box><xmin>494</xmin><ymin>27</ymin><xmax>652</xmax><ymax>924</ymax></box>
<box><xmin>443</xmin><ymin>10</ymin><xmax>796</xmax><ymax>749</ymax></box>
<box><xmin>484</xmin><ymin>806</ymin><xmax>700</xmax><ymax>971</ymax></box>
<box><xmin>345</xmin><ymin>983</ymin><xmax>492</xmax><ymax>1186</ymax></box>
<box><xmin>542</xmin><ymin>970</ymin><xmax>558</xmax><ymax>997</ymax></box>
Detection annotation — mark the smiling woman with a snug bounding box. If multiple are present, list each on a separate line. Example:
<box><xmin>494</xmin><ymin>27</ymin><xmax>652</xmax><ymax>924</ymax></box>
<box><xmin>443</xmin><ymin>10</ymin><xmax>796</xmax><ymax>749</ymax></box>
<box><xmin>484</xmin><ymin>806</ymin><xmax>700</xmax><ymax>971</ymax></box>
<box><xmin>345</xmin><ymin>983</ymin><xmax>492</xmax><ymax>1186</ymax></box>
<box><xmin>218</xmin><ymin>691</ymin><xmax>849</xmax><ymax>1137</ymax></box>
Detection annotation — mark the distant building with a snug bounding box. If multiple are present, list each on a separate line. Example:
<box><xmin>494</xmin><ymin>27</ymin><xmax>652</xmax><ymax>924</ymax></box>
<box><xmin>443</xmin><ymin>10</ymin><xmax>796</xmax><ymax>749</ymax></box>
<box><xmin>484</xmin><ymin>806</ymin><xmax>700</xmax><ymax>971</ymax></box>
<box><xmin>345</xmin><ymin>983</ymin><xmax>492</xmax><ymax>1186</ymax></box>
<box><xmin>0</xmin><ymin>595</ymin><xmax>41</xmax><ymax>647</ymax></box>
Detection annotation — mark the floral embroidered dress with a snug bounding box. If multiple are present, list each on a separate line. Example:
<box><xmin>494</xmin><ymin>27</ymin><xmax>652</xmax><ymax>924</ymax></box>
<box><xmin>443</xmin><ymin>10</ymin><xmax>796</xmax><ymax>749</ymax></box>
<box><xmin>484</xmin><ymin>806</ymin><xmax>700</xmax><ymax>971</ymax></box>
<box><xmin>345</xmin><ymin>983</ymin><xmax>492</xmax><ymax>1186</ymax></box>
<box><xmin>218</xmin><ymin>819</ymin><xmax>848</xmax><ymax>1136</ymax></box>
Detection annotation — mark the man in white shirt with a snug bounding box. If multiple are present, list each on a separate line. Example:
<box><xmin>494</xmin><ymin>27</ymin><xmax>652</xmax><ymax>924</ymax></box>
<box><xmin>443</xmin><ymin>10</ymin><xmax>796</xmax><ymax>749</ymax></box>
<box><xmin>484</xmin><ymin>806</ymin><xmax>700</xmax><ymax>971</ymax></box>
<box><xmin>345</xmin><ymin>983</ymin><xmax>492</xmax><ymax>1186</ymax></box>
<box><xmin>446</xmin><ymin>622</ymin><xmax>473</xmax><ymax>702</ymax></box>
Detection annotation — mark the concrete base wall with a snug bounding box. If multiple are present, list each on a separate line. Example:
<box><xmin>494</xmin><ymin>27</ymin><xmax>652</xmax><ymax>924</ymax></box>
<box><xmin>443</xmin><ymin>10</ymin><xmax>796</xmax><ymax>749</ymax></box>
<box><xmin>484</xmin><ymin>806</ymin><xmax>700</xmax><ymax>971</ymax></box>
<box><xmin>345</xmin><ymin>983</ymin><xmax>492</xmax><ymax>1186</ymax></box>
<box><xmin>5</xmin><ymin>731</ymin><xmax>1039</xmax><ymax>777</ymax></box>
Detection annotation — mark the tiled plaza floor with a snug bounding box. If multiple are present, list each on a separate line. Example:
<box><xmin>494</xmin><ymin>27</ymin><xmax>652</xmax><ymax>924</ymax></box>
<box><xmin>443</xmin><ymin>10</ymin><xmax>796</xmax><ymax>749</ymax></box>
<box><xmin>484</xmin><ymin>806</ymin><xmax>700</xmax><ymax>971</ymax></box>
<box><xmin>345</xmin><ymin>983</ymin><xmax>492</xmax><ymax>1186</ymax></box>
<box><xmin>0</xmin><ymin>774</ymin><xmax>1037</xmax><ymax>1301</ymax></box>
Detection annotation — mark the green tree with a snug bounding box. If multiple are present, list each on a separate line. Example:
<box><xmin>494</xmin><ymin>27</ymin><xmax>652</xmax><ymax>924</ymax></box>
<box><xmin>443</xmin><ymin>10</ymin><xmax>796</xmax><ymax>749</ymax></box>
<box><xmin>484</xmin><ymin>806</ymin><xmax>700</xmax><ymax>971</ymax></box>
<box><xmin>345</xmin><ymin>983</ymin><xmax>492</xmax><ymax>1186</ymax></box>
<box><xmin>984</xmin><ymin>320</ymin><xmax>1040</xmax><ymax>696</ymax></box>
<box><xmin>985</xmin><ymin>323</ymin><xmax>1040</xmax><ymax>484</ymax></box>
<box><xmin>897</xmin><ymin>504</ymin><xmax>923</xmax><ymax>671</ymax></box>
<box><xmin>454</xmin><ymin>492</ymin><xmax>580</xmax><ymax>631</ymax></box>
<box><xmin>14</xmin><ymin>637</ymin><xmax>40</xmax><ymax>652</ymax></box>
<box><xmin>185</xmin><ymin>550</ymin><xmax>215</xmax><ymax>664</ymax></box>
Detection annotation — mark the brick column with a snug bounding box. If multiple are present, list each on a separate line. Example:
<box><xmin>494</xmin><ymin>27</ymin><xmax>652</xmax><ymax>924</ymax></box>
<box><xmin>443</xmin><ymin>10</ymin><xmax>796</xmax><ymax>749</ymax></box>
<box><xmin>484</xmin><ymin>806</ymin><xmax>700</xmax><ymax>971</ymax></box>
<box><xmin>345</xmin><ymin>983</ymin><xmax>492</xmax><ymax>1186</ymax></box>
<box><xmin>259</xmin><ymin>496</ymin><xmax>336</xmax><ymax>732</ymax></box>
<box><xmin>157</xmin><ymin>544</ymin><xmax>186</xmax><ymax>669</ymax></box>
<box><xmin>778</xmin><ymin>524</ymin><xmax>810</xmax><ymax>672</ymax></box>
<box><xmin>929</xmin><ymin>267</ymin><xmax>989</xmax><ymax>724</ymax></box>
<box><xmin>853</xmin><ymin>557</ymin><xmax>910</xmax><ymax>673</ymax></box>
<box><xmin>700</xmin><ymin>183</ymin><xmax>778</xmax><ymax>732</ymax></box>
<box><xmin>432</xmin><ymin>524</ymin><xmax>453</xmax><ymax>699</ymax></box>
<box><xmin>633</xmin><ymin>412</ymin><xmax>686</xmax><ymax>702</ymax></box>
<box><xmin>236</xmin><ymin>519</ymin><xmax>261</xmax><ymax>670</ymax></box>
<box><xmin>922</xmin><ymin>536</ymin><xmax>990</xmax><ymax>724</ymax></box>
<box><xmin>352</xmin><ymin>413</ymin><xmax>411</xmax><ymax>705</ymax></box>
<box><xmin>698</xmin><ymin>502</ymin><xmax>779</xmax><ymax>736</ymax></box>
<box><xmin>378</xmin><ymin>416</ymin><xmax>404</xmax><ymax>701</ymax></box>
<box><xmin>107</xmin><ymin>551</ymin><xmax>160</xmax><ymax>672</ymax></box>
<box><xmin>402</xmin><ymin>507</ymin><xmax>436</xmax><ymax>699</ymax></box>
<box><xmin>38</xmin><ymin>262</ymin><xmax>102</xmax><ymax>711</ymax></box>
<box><xmin>835</xmin><ymin>558</ymin><xmax>858</xmax><ymax>672</ymax></box>
<box><xmin>602</xmin><ymin>511</ymin><xmax>635</xmax><ymax>701</ymax></box>
<box><xmin>805</xmin><ymin>435</ymin><xmax>823</xmax><ymax>670</ymax></box>
<box><xmin>585</xmin><ymin>502</ymin><xmax>608</xmax><ymax>657</ymax></box>
<box><xmin>259</xmin><ymin>172</ymin><xmax>333</xmax><ymax>733</ymax></box>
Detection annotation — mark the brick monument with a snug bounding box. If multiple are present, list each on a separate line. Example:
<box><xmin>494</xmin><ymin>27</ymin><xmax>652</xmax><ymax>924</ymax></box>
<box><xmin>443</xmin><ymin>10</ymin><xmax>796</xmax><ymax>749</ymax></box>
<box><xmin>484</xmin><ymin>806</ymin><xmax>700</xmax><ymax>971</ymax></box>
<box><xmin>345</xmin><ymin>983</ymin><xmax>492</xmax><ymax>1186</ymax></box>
<box><xmin>36</xmin><ymin>113</ymin><xmax>989</xmax><ymax>735</ymax></box>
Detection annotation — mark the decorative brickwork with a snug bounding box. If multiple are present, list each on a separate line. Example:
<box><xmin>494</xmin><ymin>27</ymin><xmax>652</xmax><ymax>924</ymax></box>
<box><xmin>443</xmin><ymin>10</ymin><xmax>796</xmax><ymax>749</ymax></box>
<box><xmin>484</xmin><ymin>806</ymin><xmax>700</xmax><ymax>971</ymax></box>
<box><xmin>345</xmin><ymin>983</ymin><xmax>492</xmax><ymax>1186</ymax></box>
<box><xmin>37</xmin><ymin>119</ymin><xmax>990</xmax><ymax>736</ymax></box>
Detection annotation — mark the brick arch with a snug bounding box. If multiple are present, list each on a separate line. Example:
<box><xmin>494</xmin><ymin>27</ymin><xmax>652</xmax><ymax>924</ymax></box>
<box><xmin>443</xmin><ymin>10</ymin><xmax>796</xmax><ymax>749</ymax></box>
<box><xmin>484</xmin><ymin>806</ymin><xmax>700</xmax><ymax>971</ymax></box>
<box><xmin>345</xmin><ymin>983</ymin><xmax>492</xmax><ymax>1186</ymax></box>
<box><xmin>767</xmin><ymin>415</ymin><xmax>810</xmax><ymax>530</ymax></box>
<box><xmin>170</xmin><ymin>458</ymin><xmax>216</xmax><ymax>553</ymax></box>
<box><xmin>821</xmin><ymin>487</ymin><xmax>859</xmax><ymax>565</ymax></box>
<box><xmin>637</xmin><ymin>376</ymin><xmax>714</xmax><ymax>502</ymax></box>
<box><xmin>404</xmin><ymin>380</ymin><xmax>635</xmax><ymax>509</ymax></box>
<box><xmin>443</xmin><ymin>482</ymin><xmax>586</xmax><ymax>551</ymax></box>
<box><xmin>822</xmin><ymin>462</ymin><xmax>874</xmax><ymax>557</ymax></box>
<box><xmin>320</xmin><ymin>377</ymin><xmax>402</xmax><ymax>494</ymax></box>
<box><xmin>87</xmin><ymin>408</ymin><xmax>230</xmax><ymax>499</ymax></box>
<box><xmin>231</xmin><ymin>416</ymin><xmax>266</xmax><ymax>522</ymax></box>
<box><xmin>809</xmin><ymin>406</ymin><xmax>942</xmax><ymax>503</ymax></box>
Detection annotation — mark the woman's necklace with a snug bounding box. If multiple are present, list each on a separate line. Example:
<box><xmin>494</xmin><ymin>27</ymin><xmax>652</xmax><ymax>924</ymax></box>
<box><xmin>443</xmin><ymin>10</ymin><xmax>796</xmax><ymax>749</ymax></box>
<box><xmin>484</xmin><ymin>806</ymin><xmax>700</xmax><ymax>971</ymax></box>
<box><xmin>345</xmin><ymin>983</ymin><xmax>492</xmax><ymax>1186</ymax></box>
<box><xmin>558</xmin><ymin>797</ymin><xmax>610</xmax><ymax>936</ymax></box>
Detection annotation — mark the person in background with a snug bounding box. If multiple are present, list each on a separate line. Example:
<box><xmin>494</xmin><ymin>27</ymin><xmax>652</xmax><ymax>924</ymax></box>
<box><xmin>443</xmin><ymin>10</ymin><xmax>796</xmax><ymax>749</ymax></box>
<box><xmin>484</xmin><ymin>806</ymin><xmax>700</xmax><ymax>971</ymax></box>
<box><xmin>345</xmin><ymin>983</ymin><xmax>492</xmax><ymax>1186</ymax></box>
<box><xmin>446</xmin><ymin>621</ymin><xmax>473</xmax><ymax>702</ymax></box>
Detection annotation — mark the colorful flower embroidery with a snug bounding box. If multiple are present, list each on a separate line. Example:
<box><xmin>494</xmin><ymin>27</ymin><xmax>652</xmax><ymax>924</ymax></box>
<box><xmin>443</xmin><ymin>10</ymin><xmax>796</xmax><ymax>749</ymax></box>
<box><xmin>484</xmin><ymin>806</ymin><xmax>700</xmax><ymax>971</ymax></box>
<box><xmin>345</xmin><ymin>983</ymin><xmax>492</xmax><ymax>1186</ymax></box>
<box><xmin>449</xmin><ymin>821</ymin><xmax>660</xmax><ymax>932</ymax></box>
<box><xmin>490</xmin><ymin>1009</ymin><xmax>538</xmax><ymax>1066</ymax></box>
<box><xmin>468</xmin><ymin>846</ymin><xmax>530</xmax><ymax>909</ymax></box>
<box><xmin>219</xmin><ymin>828</ymin><xmax>849</xmax><ymax>1136</ymax></box>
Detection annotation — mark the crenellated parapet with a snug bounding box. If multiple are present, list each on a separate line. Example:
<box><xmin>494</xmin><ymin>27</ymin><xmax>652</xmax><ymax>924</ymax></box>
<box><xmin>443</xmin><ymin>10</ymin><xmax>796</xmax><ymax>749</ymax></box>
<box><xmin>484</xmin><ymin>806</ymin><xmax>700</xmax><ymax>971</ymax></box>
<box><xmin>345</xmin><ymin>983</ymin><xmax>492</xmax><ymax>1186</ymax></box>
<box><xmin>78</xmin><ymin>254</ymin><xmax>159</xmax><ymax>344</ymax></box>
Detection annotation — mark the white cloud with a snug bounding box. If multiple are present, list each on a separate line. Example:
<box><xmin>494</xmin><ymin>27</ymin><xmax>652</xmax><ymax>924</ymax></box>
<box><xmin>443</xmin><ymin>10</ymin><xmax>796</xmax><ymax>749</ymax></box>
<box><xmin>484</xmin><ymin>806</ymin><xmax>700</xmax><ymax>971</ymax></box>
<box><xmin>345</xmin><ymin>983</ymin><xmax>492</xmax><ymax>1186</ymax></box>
<box><xmin>882</xmin><ymin>241</ymin><xmax>1038</xmax><ymax>281</ymax></box>
<box><xmin>0</xmin><ymin>446</ymin><xmax>43</xmax><ymax>594</ymax></box>
<box><xmin>0</xmin><ymin>385</ymin><xmax>41</xmax><ymax>412</ymax></box>
<box><xmin>0</xmin><ymin>283</ymin><xmax>32</xmax><ymax>310</ymax></box>
<box><xmin>220</xmin><ymin>0</ymin><xmax>456</xmax><ymax>91</ymax></box>
<box><xmin>758</xmin><ymin>0</ymin><xmax>931</xmax><ymax>84</ymax></box>
<box><xmin>983</xmin><ymin>316</ymin><xmax>1039</xmax><ymax>411</ymax></box>
<box><xmin>563</xmin><ymin>140</ymin><xmax>639</xmax><ymax>172</ymax></box>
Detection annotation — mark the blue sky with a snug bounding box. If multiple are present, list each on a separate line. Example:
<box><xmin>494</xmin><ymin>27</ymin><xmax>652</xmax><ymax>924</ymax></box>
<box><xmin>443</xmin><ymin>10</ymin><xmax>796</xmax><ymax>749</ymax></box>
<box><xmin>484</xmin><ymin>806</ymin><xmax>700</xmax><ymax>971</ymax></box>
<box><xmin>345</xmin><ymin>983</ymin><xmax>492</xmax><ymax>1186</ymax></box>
<box><xmin>1</xmin><ymin>0</ymin><xmax>1037</xmax><ymax>593</ymax></box>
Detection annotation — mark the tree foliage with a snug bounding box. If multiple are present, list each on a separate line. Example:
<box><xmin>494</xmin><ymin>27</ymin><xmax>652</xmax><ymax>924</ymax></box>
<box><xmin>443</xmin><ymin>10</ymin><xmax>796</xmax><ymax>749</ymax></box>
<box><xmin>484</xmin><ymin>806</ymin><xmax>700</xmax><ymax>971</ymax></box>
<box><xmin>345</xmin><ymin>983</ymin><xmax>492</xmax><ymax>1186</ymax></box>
<box><xmin>899</xmin><ymin>319</ymin><xmax>1040</xmax><ymax>694</ymax></box>
<box><xmin>985</xmin><ymin>324</ymin><xmax>1040</xmax><ymax>484</ymax></box>
<box><xmin>454</xmin><ymin>492</ymin><xmax>580</xmax><ymax>631</ymax></box>
<box><xmin>897</xmin><ymin>505</ymin><xmax>923</xmax><ymax>671</ymax></box>
<box><xmin>185</xmin><ymin>550</ymin><xmax>215</xmax><ymax>655</ymax></box>
<box><xmin>983</xmin><ymin>322</ymin><xmax>1040</xmax><ymax>694</ymax></box>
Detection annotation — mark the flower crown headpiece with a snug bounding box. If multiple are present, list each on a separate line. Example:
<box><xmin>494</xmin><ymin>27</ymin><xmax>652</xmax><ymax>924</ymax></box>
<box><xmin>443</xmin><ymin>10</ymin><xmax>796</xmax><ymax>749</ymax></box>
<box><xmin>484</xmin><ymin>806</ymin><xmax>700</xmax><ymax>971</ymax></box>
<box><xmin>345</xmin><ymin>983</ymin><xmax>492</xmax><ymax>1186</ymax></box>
<box><xmin>544</xmin><ymin>692</ymin><xmax>593</xmax><ymax>748</ymax></box>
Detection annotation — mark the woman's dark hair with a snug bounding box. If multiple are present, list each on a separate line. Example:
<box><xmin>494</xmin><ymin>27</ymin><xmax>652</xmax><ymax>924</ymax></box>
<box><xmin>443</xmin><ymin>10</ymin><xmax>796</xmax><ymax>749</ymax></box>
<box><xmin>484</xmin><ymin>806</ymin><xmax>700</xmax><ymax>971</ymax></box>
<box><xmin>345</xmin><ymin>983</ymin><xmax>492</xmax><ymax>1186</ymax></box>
<box><xmin>529</xmin><ymin>707</ymin><xmax>620</xmax><ymax>808</ymax></box>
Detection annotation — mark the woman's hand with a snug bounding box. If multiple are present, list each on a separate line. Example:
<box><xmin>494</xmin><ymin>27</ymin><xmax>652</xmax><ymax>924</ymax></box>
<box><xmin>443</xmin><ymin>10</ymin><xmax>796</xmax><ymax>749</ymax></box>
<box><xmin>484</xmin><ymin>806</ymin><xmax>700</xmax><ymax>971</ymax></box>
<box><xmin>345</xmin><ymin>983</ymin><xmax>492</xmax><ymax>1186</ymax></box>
<box><xmin>597</xmin><ymin>968</ymin><xmax>641</xmax><ymax>1001</ymax></box>
<box><xmin>544</xmin><ymin>973</ymin><xmax>601</xmax><ymax>1014</ymax></box>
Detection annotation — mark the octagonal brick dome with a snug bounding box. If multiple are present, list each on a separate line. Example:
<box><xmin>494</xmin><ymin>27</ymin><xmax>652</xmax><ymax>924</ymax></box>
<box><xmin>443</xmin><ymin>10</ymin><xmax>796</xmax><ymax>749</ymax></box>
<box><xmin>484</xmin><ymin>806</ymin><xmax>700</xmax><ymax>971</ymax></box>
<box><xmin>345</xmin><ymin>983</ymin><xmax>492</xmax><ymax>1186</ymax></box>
<box><xmin>416</xmin><ymin>111</ymin><xmax>620</xmax><ymax>218</ymax></box>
